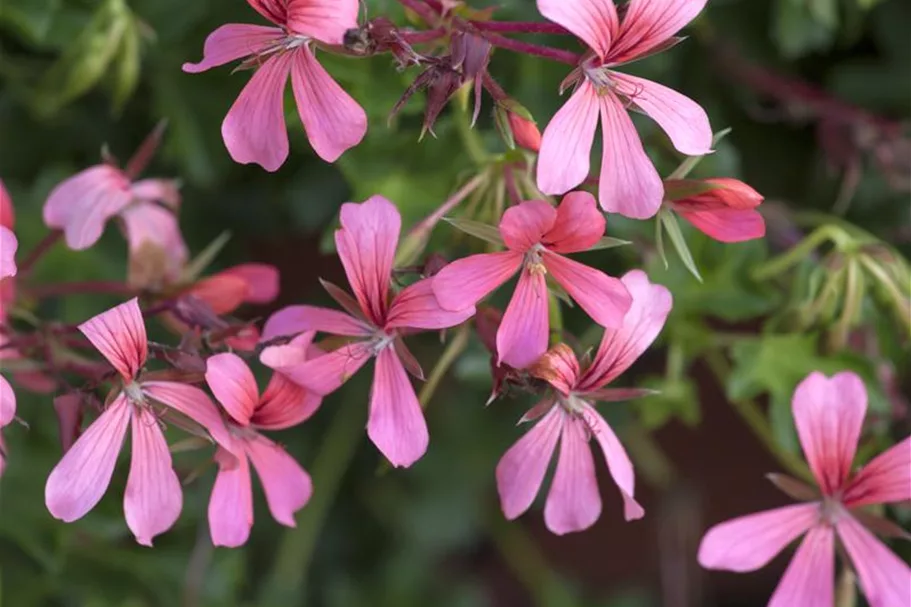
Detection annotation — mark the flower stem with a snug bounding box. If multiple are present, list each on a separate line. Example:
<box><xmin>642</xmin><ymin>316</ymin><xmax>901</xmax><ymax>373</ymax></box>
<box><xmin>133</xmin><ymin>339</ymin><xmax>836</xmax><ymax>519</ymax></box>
<box><xmin>26</xmin><ymin>281</ymin><xmax>138</xmax><ymax>299</ymax></box>
<box><xmin>395</xmin><ymin>0</ymin><xmax>438</xmax><ymax>25</ymax></box>
<box><xmin>418</xmin><ymin>324</ymin><xmax>470</xmax><ymax>409</ymax></box>
<box><xmin>479</xmin><ymin>31</ymin><xmax>580</xmax><ymax>65</ymax></box>
<box><xmin>470</xmin><ymin>21</ymin><xmax>570</xmax><ymax>35</ymax></box>
<box><xmin>398</xmin><ymin>26</ymin><xmax>447</xmax><ymax>44</ymax></box>
<box><xmin>18</xmin><ymin>230</ymin><xmax>62</xmax><ymax>276</ymax></box>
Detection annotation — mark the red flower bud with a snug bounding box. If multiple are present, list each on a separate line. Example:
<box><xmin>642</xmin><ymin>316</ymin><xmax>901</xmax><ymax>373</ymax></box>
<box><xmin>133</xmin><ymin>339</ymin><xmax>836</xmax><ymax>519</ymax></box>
<box><xmin>507</xmin><ymin>111</ymin><xmax>542</xmax><ymax>153</ymax></box>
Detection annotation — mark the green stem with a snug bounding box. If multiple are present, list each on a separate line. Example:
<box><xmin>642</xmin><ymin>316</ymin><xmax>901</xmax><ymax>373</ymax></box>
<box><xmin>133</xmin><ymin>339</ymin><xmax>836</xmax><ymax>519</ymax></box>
<box><xmin>419</xmin><ymin>324</ymin><xmax>470</xmax><ymax>409</ymax></box>
<box><xmin>455</xmin><ymin>96</ymin><xmax>488</xmax><ymax>165</ymax></box>
<box><xmin>547</xmin><ymin>292</ymin><xmax>562</xmax><ymax>346</ymax></box>
<box><xmin>835</xmin><ymin>568</ymin><xmax>857</xmax><ymax>607</ymax></box>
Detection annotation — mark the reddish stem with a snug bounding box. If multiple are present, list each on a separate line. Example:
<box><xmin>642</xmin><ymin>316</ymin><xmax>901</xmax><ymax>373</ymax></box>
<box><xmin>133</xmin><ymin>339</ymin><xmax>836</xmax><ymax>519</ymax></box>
<box><xmin>26</xmin><ymin>281</ymin><xmax>138</xmax><ymax>299</ymax></box>
<box><xmin>469</xmin><ymin>21</ymin><xmax>570</xmax><ymax>35</ymax></box>
<box><xmin>481</xmin><ymin>72</ymin><xmax>509</xmax><ymax>103</ymax></box>
<box><xmin>18</xmin><ymin>230</ymin><xmax>62</xmax><ymax>275</ymax></box>
<box><xmin>395</xmin><ymin>0</ymin><xmax>438</xmax><ymax>25</ymax></box>
<box><xmin>477</xmin><ymin>30</ymin><xmax>580</xmax><ymax>65</ymax></box>
<box><xmin>398</xmin><ymin>26</ymin><xmax>447</xmax><ymax>44</ymax></box>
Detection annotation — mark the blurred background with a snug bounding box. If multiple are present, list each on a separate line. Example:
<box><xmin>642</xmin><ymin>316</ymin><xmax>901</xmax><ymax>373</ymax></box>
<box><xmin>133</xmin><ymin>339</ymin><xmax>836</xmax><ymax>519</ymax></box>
<box><xmin>0</xmin><ymin>0</ymin><xmax>908</xmax><ymax>605</ymax></box>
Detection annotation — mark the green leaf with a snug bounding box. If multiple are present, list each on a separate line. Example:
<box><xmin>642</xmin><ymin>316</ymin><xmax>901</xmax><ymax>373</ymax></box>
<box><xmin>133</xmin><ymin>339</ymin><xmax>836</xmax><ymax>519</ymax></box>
<box><xmin>441</xmin><ymin>217</ymin><xmax>504</xmax><ymax>246</ymax></box>
<box><xmin>181</xmin><ymin>231</ymin><xmax>231</xmax><ymax>282</ymax></box>
<box><xmin>659</xmin><ymin>209</ymin><xmax>702</xmax><ymax>282</ymax></box>
<box><xmin>111</xmin><ymin>14</ymin><xmax>141</xmax><ymax>113</ymax></box>
<box><xmin>587</xmin><ymin>236</ymin><xmax>632</xmax><ymax>251</ymax></box>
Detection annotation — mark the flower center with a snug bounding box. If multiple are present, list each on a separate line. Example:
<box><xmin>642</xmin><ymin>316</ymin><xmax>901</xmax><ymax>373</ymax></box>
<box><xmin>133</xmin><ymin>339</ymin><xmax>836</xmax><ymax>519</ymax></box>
<box><xmin>524</xmin><ymin>244</ymin><xmax>547</xmax><ymax>275</ymax></box>
<box><xmin>819</xmin><ymin>496</ymin><xmax>844</xmax><ymax>526</ymax></box>
<box><xmin>124</xmin><ymin>381</ymin><xmax>146</xmax><ymax>405</ymax></box>
<box><xmin>369</xmin><ymin>331</ymin><xmax>395</xmax><ymax>356</ymax></box>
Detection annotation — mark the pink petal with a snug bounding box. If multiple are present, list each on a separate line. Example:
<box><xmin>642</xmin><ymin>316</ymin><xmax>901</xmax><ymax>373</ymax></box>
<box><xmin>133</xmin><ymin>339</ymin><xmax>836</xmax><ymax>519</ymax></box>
<box><xmin>120</xmin><ymin>202</ymin><xmax>188</xmax><ymax>281</ymax></box>
<box><xmin>611</xmin><ymin>0</ymin><xmax>707</xmax><ymax>63</ymax></box>
<box><xmin>43</xmin><ymin>165</ymin><xmax>132</xmax><ymax>250</ymax></box>
<box><xmin>261</xmin><ymin>305</ymin><xmax>371</xmax><ymax>341</ymax></box>
<box><xmin>129</xmin><ymin>179</ymin><xmax>180</xmax><ymax>208</ymax></box>
<box><xmin>247</xmin><ymin>0</ymin><xmax>287</xmax><ymax>25</ymax></box>
<box><xmin>141</xmin><ymin>381</ymin><xmax>234</xmax><ymax>451</ymax></box>
<box><xmin>597</xmin><ymin>92</ymin><xmax>664</xmax><ymax>218</ymax></box>
<box><xmin>254</xmin><ymin>372</ymin><xmax>322</xmax><ymax>430</ymax></box>
<box><xmin>767</xmin><ymin>524</ymin><xmax>835</xmax><ymax>607</ymax></box>
<box><xmin>262</xmin><ymin>341</ymin><xmax>372</xmax><ymax>395</ymax></box>
<box><xmin>205</xmin><ymin>352</ymin><xmax>260</xmax><ymax>426</ymax></box>
<box><xmin>542</xmin><ymin>191</ymin><xmax>606</xmax><ymax>253</ymax></box>
<box><xmin>221</xmin><ymin>52</ymin><xmax>292</xmax><ymax>172</ymax></box>
<box><xmin>385</xmin><ymin>277</ymin><xmax>475</xmax><ymax>331</ymax></box>
<box><xmin>0</xmin><ymin>226</ymin><xmax>17</xmax><ymax>279</ymax></box>
<box><xmin>78</xmin><ymin>298</ymin><xmax>148</xmax><ymax>381</ymax></box>
<box><xmin>246</xmin><ymin>434</ymin><xmax>312</xmax><ymax>526</ymax></box>
<box><xmin>837</xmin><ymin>513</ymin><xmax>911</xmax><ymax>607</ymax></box>
<box><xmin>537</xmin><ymin>82</ymin><xmax>600</xmax><ymax>196</ymax></box>
<box><xmin>697</xmin><ymin>503</ymin><xmax>820</xmax><ymax>572</ymax></box>
<box><xmin>286</xmin><ymin>0</ymin><xmax>360</xmax><ymax>44</ymax></box>
<box><xmin>291</xmin><ymin>46</ymin><xmax>367</xmax><ymax>163</ymax></box>
<box><xmin>583</xmin><ymin>403</ymin><xmax>644</xmax><ymax>520</ymax></box>
<box><xmin>220</xmin><ymin>263</ymin><xmax>280</xmax><ymax>304</ymax></box>
<box><xmin>676</xmin><ymin>207</ymin><xmax>765</xmax><ymax>243</ymax></box>
<box><xmin>208</xmin><ymin>447</ymin><xmax>254</xmax><ymax>548</ymax></box>
<box><xmin>544</xmin><ymin>416</ymin><xmax>601</xmax><ymax>534</ymax></box>
<box><xmin>529</xmin><ymin>343</ymin><xmax>580</xmax><ymax>396</ymax></box>
<box><xmin>496</xmin><ymin>405</ymin><xmax>563</xmax><ymax>519</ymax></box>
<box><xmin>182</xmin><ymin>24</ymin><xmax>283</xmax><ymax>73</ymax></box>
<box><xmin>498</xmin><ymin>200</ymin><xmax>557</xmax><ymax>251</ymax></box>
<box><xmin>537</xmin><ymin>0</ymin><xmax>618</xmax><ymax>59</ymax></box>
<box><xmin>190</xmin><ymin>274</ymin><xmax>249</xmax><ymax>315</ymax></box>
<box><xmin>792</xmin><ymin>371</ymin><xmax>867</xmax><ymax>495</ymax></box>
<box><xmin>45</xmin><ymin>395</ymin><xmax>131</xmax><ymax>522</ymax></box>
<box><xmin>0</xmin><ymin>375</ymin><xmax>14</xmax><ymax>427</ymax></box>
<box><xmin>367</xmin><ymin>348</ymin><xmax>429</xmax><ymax>468</ymax></box>
<box><xmin>124</xmin><ymin>408</ymin><xmax>182</xmax><ymax>546</ymax></box>
<box><xmin>579</xmin><ymin>270</ymin><xmax>672</xmax><ymax>391</ymax></box>
<box><xmin>0</xmin><ymin>179</ymin><xmax>13</xmax><ymax>230</ymax></box>
<box><xmin>496</xmin><ymin>269</ymin><xmax>549</xmax><ymax>369</ymax></box>
<box><xmin>843</xmin><ymin>436</ymin><xmax>911</xmax><ymax>508</ymax></box>
<box><xmin>431</xmin><ymin>251</ymin><xmax>522</xmax><ymax>311</ymax></box>
<box><xmin>542</xmin><ymin>251</ymin><xmax>631</xmax><ymax>330</ymax></box>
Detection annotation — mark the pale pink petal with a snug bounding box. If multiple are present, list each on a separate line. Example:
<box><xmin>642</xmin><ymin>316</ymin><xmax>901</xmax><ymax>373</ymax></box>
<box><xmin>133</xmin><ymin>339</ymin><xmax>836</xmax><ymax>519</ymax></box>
<box><xmin>120</xmin><ymin>202</ymin><xmax>188</xmax><ymax>281</ymax></box>
<box><xmin>129</xmin><ymin>179</ymin><xmax>180</xmax><ymax>208</ymax></box>
<box><xmin>542</xmin><ymin>252</ymin><xmax>631</xmax><ymax>330</ymax></box>
<box><xmin>262</xmin><ymin>341</ymin><xmax>372</xmax><ymax>395</ymax></box>
<box><xmin>261</xmin><ymin>305</ymin><xmax>371</xmax><ymax>341</ymax></box>
<box><xmin>254</xmin><ymin>372</ymin><xmax>322</xmax><ymax>430</ymax></box>
<box><xmin>368</xmin><ymin>347</ymin><xmax>429</xmax><ymax>468</ymax></box>
<box><xmin>496</xmin><ymin>405</ymin><xmax>564</xmax><ymax>519</ymax></box>
<box><xmin>291</xmin><ymin>46</ymin><xmax>367</xmax><ymax>163</ymax></box>
<box><xmin>579</xmin><ymin>270</ymin><xmax>672</xmax><ymax>391</ymax></box>
<box><xmin>537</xmin><ymin>0</ymin><xmax>618</xmax><ymax>59</ymax></box>
<box><xmin>45</xmin><ymin>395</ymin><xmax>131</xmax><ymax>522</ymax></box>
<box><xmin>205</xmin><ymin>353</ymin><xmax>260</xmax><ymax>426</ymax></box>
<box><xmin>43</xmin><ymin>165</ymin><xmax>132</xmax><ymax>250</ymax></box>
<box><xmin>537</xmin><ymin>82</ymin><xmax>600</xmax><ymax>196</ymax></box>
<box><xmin>498</xmin><ymin>200</ymin><xmax>557</xmax><ymax>251</ymax></box>
<box><xmin>597</xmin><ymin>92</ymin><xmax>664</xmax><ymax>218</ymax></box>
<box><xmin>697</xmin><ymin>503</ymin><xmax>820</xmax><ymax>572</ymax></box>
<box><xmin>221</xmin><ymin>52</ymin><xmax>292</xmax><ymax>172</ymax></box>
<box><xmin>220</xmin><ymin>263</ymin><xmax>280</xmax><ymax>304</ymax></box>
<box><xmin>386</xmin><ymin>277</ymin><xmax>475</xmax><ymax>330</ymax></box>
<box><xmin>0</xmin><ymin>375</ymin><xmax>14</xmax><ymax>427</ymax></box>
<box><xmin>544</xmin><ymin>416</ymin><xmax>601</xmax><ymax>534</ymax></box>
<box><xmin>542</xmin><ymin>191</ymin><xmax>606</xmax><ymax>253</ymax></box>
<box><xmin>837</xmin><ymin>513</ymin><xmax>911</xmax><ymax>607</ymax></box>
<box><xmin>843</xmin><ymin>436</ymin><xmax>911</xmax><ymax>508</ymax></box>
<box><xmin>611</xmin><ymin>0</ymin><xmax>707</xmax><ymax>63</ymax></box>
<box><xmin>0</xmin><ymin>226</ymin><xmax>17</xmax><ymax>279</ymax></box>
<box><xmin>208</xmin><ymin>447</ymin><xmax>254</xmax><ymax>548</ymax></box>
<box><xmin>529</xmin><ymin>343</ymin><xmax>580</xmax><ymax>396</ymax></box>
<box><xmin>431</xmin><ymin>251</ymin><xmax>522</xmax><ymax>311</ymax></box>
<box><xmin>497</xmin><ymin>269</ymin><xmax>549</xmax><ymax>369</ymax></box>
<box><xmin>767</xmin><ymin>524</ymin><xmax>835</xmax><ymax>607</ymax></box>
<box><xmin>78</xmin><ymin>298</ymin><xmax>147</xmax><ymax>381</ymax></box>
<box><xmin>141</xmin><ymin>381</ymin><xmax>234</xmax><ymax>451</ymax></box>
<box><xmin>676</xmin><ymin>208</ymin><xmax>766</xmax><ymax>243</ymax></box>
<box><xmin>584</xmin><ymin>403</ymin><xmax>644</xmax><ymax>520</ymax></box>
<box><xmin>0</xmin><ymin>179</ymin><xmax>13</xmax><ymax>229</ymax></box>
<box><xmin>246</xmin><ymin>434</ymin><xmax>312</xmax><ymax>526</ymax></box>
<box><xmin>124</xmin><ymin>408</ymin><xmax>182</xmax><ymax>546</ymax></box>
<box><xmin>792</xmin><ymin>371</ymin><xmax>867</xmax><ymax>495</ymax></box>
<box><xmin>286</xmin><ymin>0</ymin><xmax>360</xmax><ymax>44</ymax></box>
<box><xmin>182</xmin><ymin>24</ymin><xmax>283</xmax><ymax>73</ymax></box>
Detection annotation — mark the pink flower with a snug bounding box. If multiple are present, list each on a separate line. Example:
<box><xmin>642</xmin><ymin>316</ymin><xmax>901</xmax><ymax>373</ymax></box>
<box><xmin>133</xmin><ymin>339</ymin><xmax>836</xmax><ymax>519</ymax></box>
<box><xmin>667</xmin><ymin>178</ymin><xmax>765</xmax><ymax>243</ymax></box>
<box><xmin>0</xmin><ymin>180</ymin><xmax>17</xmax><ymax>280</ymax></box>
<box><xmin>183</xmin><ymin>0</ymin><xmax>367</xmax><ymax>170</ymax></box>
<box><xmin>204</xmin><ymin>346</ymin><xmax>320</xmax><ymax>547</ymax></box>
<box><xmin>260</xmin><ymin>196</ymin><xmax>474</xmax><ymax>467</ymax></box>
<box><xmin>535</xmin><ymin>0</ymin><xmax>713</xmax><ymax>218</ymax></box>
<box><xmin>44</xmin><ymin>298</ymin><xmax>233</xmax><ymax>545</ymax></box>
<box><xmin>0</xmin><ymin>374</ymin><xmax>15</xmax><ymax>478</ymax></box>
<box><xmin>190</xmin><ymin>263</ymin><xmax>281</xmax><ymax>315</ymax></box>
<box><xmin>496</xmin><ymin>270</ymin><xmax>671</xmax><ymax>534</ymax></box>
<box><xmin>698</xmin><ymin>371</ymin><xmax>911</xmax><ymax>607</ymax></box>
<box><xmin>432</xmin><ymin>192</ymin><xmax>631</xmax><ymax>369</ymax></box>
<box><xmin>122</xmin><ymin>198</ymin><xmax>188</xmax><ymax>287</ymax></box>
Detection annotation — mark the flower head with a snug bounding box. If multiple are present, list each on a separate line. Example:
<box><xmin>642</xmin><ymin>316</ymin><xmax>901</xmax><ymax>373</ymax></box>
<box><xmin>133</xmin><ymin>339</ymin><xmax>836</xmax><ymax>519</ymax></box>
<box><xmin>666</xmin><ymin>178</ymin><xmax>765</xmax><ymax>243</ymax></box>
<box><xmin>0</xmin><ymin>180</ymin><xmax>16</xmax><ymax>280</ymax></box>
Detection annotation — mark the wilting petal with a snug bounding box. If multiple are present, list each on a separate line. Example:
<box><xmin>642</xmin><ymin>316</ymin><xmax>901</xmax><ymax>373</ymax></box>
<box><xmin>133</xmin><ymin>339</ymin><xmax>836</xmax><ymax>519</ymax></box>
<box><xmin>499</xmin><ymin>200</ymin><xmax>557</xmax><ymax>251</ymax></box>
<box><xmin>529</xmin><ymin>343</ymin><xmax>580</xmax><ymax>396</ymax></box>
<box><xmin>597</xmin><ymin>92</ymin><xmax>664</xmax><ymax>218</ymax></box>
<box><xmin>120</xmin><ymin>202</ymin><xmax>188</xmax><ymax>282</ymax></box>
<box><xmin>368</xmin><ymin>348</ymin><xmax>429</xmax><ymax>468</ymax></box>
<box><xmin>497</xmin><ymin>269</ymin><xmax>549</xmax><ymax>369</ymax></box>
<box><xmin>584</xmin><ymin>403</ymin><xmax>644</xmax><ymax>520</ymax></box>
<box><xmin>496</xmin><ymin>406</ymin><xmax>563</xmax><ymax>519</ymax></box>
<box><xmin>767</xmin><ymin>524</ymin><xmax>834</xmax><ymax>607</ymax></box>
<box><xmin>141</xmin><ymin>381</ymin><xmax>234</xmax><ymax>451</ymax></box>
<box><xmin>676</xmin><ymin>207</ymin><xmax>765</xmax><ymax>243</ymax></box>
<box><xmin>205</xmin><ymin>353</ymin><xmax>260</xmax><ymax>426</ymax></box>
<box><xmin>386</xmin><ymin>278</ymin><xmax>475</xmax><ymax>330</ymax></box>
<box><xmin>43</xmin><ymin>165</ymin><xmax>132</xmax><ymax>250</ymax></box>
<box><xmin>286</xmin><ymin>0</ymin><xmax>359</xmax><ymax>44</ymax></box>
<box><xmin>262</xmin><ymin>305</ymin><xmax>371</xmax><ymax>341</ymax></box>
<box><xmin>837</xmin><ymin>513</ymin><xmax>911</xmax><ymax>607</ymax></box>
<box><xmin>542</xmin><ymin>191</ymin><xmax>606</xmax><ymax>253</ymax></box>
<box><xmin>246</xmin><ymin>434</ymin><xmax>312</xmax><ymax>526</ymax></box>
<box><xmin>0</xmin><ymin>375</ymin><xmax>15</xmax><ymax>427</ymax></box>
<box><xmin>431</xmin><ymin>251</ymin><xmax>521</xmax><ymax>311</ymax></box>
<box><xmin>543</xmin><ymin>252</ymin><xmax>631</xmax><ymax>330</ymax></box>
<box><xmin>544</xmin><ymin>416</ymin><xmax>601</xmax><ymax>534</ymax></box>
<box><xmin>182</xmin><ymin>24</ymin><xmax>282</xmax><ymax>73</ymax></box>
<box><xmin>291</xmin><ymin>46</ymin><xmax>367</xmax><ymax>163</ymax></box>
<box><xmin>537</xmin><ymin>82</ymin><xmax>600</xmax><ymax>196</ymax></box>
<box><xmin>0</xmin><ymin>227</ymin><xmax>16</xmax><ymax>279</ymax></box>
<box><xmin>219</xmin><ymin>263</ymin><xmax>280</xmax><ymax>304</ymax></box>
<box><xmin>124</xmin><ymin>408</ymin><xmax>182</xmax><ymax>546</ymax></box>
<box><xmin>45</xmin><ymin>395</ymin><xmax>131</xmax><ymax>522</ymax></box>
<box><xmin>579</xmin><ymin>270</ymin><xmax>672</xmax><ymax>391</ymax></box>
<box><xmin>78</xmin><ymin>298</ymin><xmax>148</xmax><ymax>381</ymax></box>
<box><xmin>697</xmin><ymin>503</ymin><xmax>820</xmax><ymax>572</ymax></box>
<box><xmin>263</xmin><ymin>341</ymin><xmax>372</xmax><ymax>395</ymax></box>
<box><xmin>792</xmin><ymin>371</ymin><xmax>867</xmax><ymax>496</ymax></box>
<box><xmin>537</xmin><ymin>0</ymin><xmax>618</xmax><ymax>59</ymax></box>
<box><xmin>843</xmin><ymin>436</ymin><xmax>911</xmax><ymax>508</ymax></box>
<box><xmin>254</xmin><ymin>372</ymin><xmax>322</xmax><ymax>430</ymax></box>
<box><xmin>611</xmin><ymin>0</ymin><xmax>707</xmax><ymax>63</ymax></box>
<box><xmin>222</xmin><ymin>52</ymin><xmax>292</xmax><ymax>172</ymax></box>
<box><xmin>208</xmin><ymin>447</ymin><xmax>253</xmax><ymax>548</ymax></box>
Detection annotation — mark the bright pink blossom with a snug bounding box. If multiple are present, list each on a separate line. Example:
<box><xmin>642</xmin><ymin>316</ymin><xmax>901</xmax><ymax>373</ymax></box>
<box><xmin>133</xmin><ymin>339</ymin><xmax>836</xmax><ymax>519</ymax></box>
<box><xmin>0</xmin><ymin>180</ymin><xmax>17</xmax><ymax>280</ymax></box>
<box><xmin>183</xmin><ymin>0</ymin><xmax>367</xmax><ymax>170</ymax></box>
<box><xmin>496</xmin><ymin>270</ymin><xmax>671</xmax><ymax>534</ymax></box>
<box><xmin>260</xmin><ymin>196</ymin><xmax>474</xmax><ymax>467</ymax></box>
<box><xmin>44</xmin><ymin>298</ymin><xmax>232</xmax><ymax>546</ymax></box>
<box><xmin>205</xmin><ymin>344</ymin><xmax>320</xmax><ymax>547</ymax></box>
<box><xmin>0</xmin><ymin>374</ymin><xmax>14</xmax><ymax>477</ymax></box>
<box><xmin>698</xmin><ymin>371</ymin><xmax>911</xmax><ymax>607</ymax></box>
<box><xmin>668</xmin><ymin>178</ymin><xmax>765</xmax><ymax>243</ymax></box>
<box><xmin>536</xmin><ymin>0</ymin><xmax>713</xmax><ymax>218</ymax></box>
<box><xmin>433</xmin><ymin>192</ymin><xmax>631</xmax><ymax>369</ymax></box>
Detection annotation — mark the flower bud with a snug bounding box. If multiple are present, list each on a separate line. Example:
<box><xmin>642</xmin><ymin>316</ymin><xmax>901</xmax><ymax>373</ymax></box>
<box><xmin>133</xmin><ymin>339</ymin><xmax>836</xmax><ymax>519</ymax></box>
<box><xmin>666</xmin><ymin>178</ymin><xmax>765</xmax><ymax>243</ymax></box>
<box><xmin>507</xmin><ymin>111</ymin><xmax>542</xmax><ymax>153</ymax></box>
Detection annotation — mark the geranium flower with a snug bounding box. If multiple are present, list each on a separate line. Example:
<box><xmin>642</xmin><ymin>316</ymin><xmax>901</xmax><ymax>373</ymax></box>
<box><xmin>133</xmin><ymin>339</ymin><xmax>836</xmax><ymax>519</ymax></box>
<box><xmin>666</xmin><ymin>178</ymin><xmax>765</xmax><ymax>243</ymax></box>
<box><xmin>0</xmin><ymin>180</ymin><xmax>16</xmax><ymax>281</ymax></box>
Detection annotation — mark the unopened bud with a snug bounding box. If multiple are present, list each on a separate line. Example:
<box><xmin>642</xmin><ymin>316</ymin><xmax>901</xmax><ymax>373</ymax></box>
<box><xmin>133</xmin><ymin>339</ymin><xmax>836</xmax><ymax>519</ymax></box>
<box><xmin>507</xmin><ymin>111</ymin><xmax>541</xmax><ymax>152</ymax></box>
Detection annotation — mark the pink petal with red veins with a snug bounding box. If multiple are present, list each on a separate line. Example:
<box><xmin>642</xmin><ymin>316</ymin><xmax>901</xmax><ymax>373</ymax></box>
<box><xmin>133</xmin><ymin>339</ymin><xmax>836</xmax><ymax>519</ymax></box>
<box><xmin>537</xmin><ymin>82</ymin><xmax>600</xmax><ymax>196</ymax></box>
<box><xmin>792</xmin><ymin>371</ymin><xmax>867</xmax><ymax>496</ymax></box>
<box><xmin>208</xmin><ymin>447</ymin><xmax>254</xmax><ymax>548</ymax></box>
<box><xmin>676</xmin><ymin>207</ymin><xmax>766</xmax><ymax>243</ymax></box>
<box><xmin>843</xmin><ymin>436</ymin><xmax>911</xmax><ymax>508</ymax></box>
<box><xmin>543</xmin><ymin>191</ymin><xmax>605</xmax><ymax>253</ymax></box>
<box><xmin>542</xmin><ymin>251</ymin><xmax>631</xmax><ymax>330</ymax></box>
<box><xmin>431</xmin><ymin>251</ymin><xmax>521</xmax><ymax>312</ymax></box>
<box><xmin>182</xmin><ymin>24</ymin><xmax>283</xmax><ymax>73</ymax></box>
<box><xmin>78</xmin><ymin>298</ymin><xmax>148</xmax><ymax>381</ymax></box>
<box><xmin>584</xmin><ymin>403</ymin><xmax>644</xmax><ymax>520</ymax></box>
<box><xmin>262</xmin><ymin>305</ymin><xmax>370</xmax><ymax>341</ymax></box>
<box><xmin>537</xmin><ymin>0</ymin><xmax>618</xmax><ymax>59</ymax></box>
<box><xmin>530</xmin><ymin>343</ymin><xmax>580</xmax><ymax>396</ymax></box>
<box><xmin>45</xmin><ymin>395</ymin><xmax>131</xmax><ymax>522</ymax></box>
<box><xmin>497</xmin><ymin>269</ymin><xmax>549</xmax><ymax>369</ymax></box>
<box><xmin>544</xmin><ymin>416</ymin><xmax>602</xmax><ymax>534</ymax></box>
<box><xmin>0</xmin><ymin>375</ymin><xmax>15</xmax><ymax>427</ymax></box>
<box><xmin>220</xmin><ymin>263</ymin><xmax>280</xmax><ymax>304</ymax></box>
<box><xmin>697</xmin><ymin>503</ymin><xmax>820</xmax><ymax>572</ymax></box>
<box><xmin>767</xmin><ymin>524</ymin><xmax>834</xmax><ymax>607</ymax></box>
<box><xmin>291</xmin><ymin>46</ymin><xmax>367</xmax><ymax>163</ymax></box>
<box><xmin>610</xmin><ymin>0</ymin><xmax>707</xmax><ymax>63</ymax></box>
<box><xmin>254</xmin><ymin>372</ymin><xmax>322</xmax><ymax>430</ymax></box>
<box><xmin>246</xmin><ymin>434</ymin><xmax>312</xmax><ymax>526</ymax></box>
<box><xmin>496</xmin><ymin>405</ymin><xmax>563</xmax><ymax>519</ymax></box>
<box><xmin>221</xmin><ymin>52</ymin><xmax>292</xmax><ymax>172</ymax></box>
<box><xmin>837</xmin><ymin>513</ymin><xmax>911</xmax><ymax>607</ymax></box>
<box><xmin>205</xmin><ymin>352</ymin><xmax>260</xmax><ymax>426</ymax></box>
<box><xmin>499</xmin><ymin>200</ymin><xmax>557</xmax><ymax>251</ymax></box>
<box><xmin>0</xmin><ymin>227</ymin><xmax>16</xmax><ymax>279</ymax></box>
<box><xmin>43</xmin><ymin>165</ymin><xmax>132</xmax><ymax>250</ymax></box>
<box><xmin>286</xmin><ymin>0</ymin><xmax>359</xmax><ymax>44</ymax></box>
<box><xmin>247</xmin><ymin>0</ymin><xmax>287</xmax><ymax>25</ymax></box>
<box><xmin>368</xmin><ymin>347</ymin><xmax>429</xmax><ymax>468</ymax></box>
<box><xmin>141</xmin><ymin>381</ymin><xmax>234</xmax><ymax>452</ymax></box>
<box><xmin>386</xmin><ymin>277</ymin><xmax>475</xmax><ymax>331</ymax></box>
<box><xmin>262</xmin><ymin>341</ymin><xmax>372</xmax><ymax>395</ymax></box>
